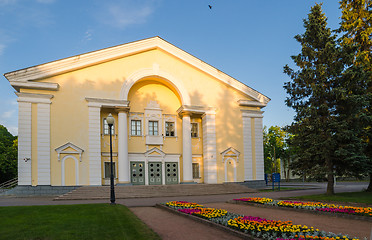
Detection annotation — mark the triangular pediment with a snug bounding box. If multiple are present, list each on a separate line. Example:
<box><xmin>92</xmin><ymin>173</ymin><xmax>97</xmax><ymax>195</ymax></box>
<box><xmin>144</xmin><ymin>147</ymin><xmax>165</xmax><ymax>158</ymax></box>
<box><xmin>4</xmin><ymin>37</ymin><xmax>270</xmax><ymax>105</ymax></box>
<box><xmin>55</xmin><ymin>142</ymin><xmax>84</xmax><ymax>161</ymax></box>
<box><xmin>221</xmin><ymin>147</ymin><xmax>240</xmax><ymax>157</ymax></box>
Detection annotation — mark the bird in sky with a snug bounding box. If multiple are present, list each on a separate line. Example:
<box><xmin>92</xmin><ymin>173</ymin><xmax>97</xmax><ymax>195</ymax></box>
<box><xmin>208</xmin><ymin>5</ymin><xmax>212</xmax><ymax>9</ymax></box>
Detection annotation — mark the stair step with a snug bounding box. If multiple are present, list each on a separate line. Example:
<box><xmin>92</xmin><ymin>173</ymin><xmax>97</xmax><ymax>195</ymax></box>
<box><xmin>54</xmin><ymin>184</ymin><xmax>256</xmax><ymax>200</ymax></box>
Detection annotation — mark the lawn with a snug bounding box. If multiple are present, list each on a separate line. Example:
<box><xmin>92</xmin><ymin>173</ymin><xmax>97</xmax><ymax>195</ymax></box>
<box><xmin>0</xmin><ymin>204</ymin><xmax>161</xmax><ymax>240</ymax></box>
<box><xmin>287</xmin><ymin>191</ymin><xmax>372</xmax><ymax>205</ymax></box>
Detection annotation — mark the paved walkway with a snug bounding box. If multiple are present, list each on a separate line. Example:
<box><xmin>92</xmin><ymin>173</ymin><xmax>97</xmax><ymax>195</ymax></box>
<box><xmin>0</xmin><ymin>182</ymin><xmax>370</xmax><ymax>240</ymax></box>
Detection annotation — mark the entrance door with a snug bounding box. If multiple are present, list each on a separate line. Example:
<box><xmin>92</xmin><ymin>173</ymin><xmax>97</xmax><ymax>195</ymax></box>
<box><xmin>148</xmin><ymin>162</ymin><xmax>162</xmax><ymax>185</ymax></box>
<box><xmin>165</xmin><ymin>162</ymin><xmax>178</xmax><ymax>184</ymax></box>
<box><xmin>130</xmin><ymin>162</ymin><xmax>145</xmax><ymax>185</ymax></box>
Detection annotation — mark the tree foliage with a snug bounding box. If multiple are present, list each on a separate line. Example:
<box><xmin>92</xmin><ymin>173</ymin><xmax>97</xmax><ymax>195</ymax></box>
<box><xmin>283</xmin><ymin>3</ymin><xmax>370</xmax><ymax>195</ymax></box>
<box><xmin>339</xmin><ymin>0</ymin><xmax>372</xmax><ymax>191</ymax></box>
<box><xmin>0</xmin><ymin>125</ymin><xmax>17</xmax><ymax>183</ymax></box>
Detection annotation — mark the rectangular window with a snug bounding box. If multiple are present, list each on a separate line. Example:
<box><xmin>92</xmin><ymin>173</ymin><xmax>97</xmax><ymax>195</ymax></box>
<box><xmin>148</xmin><ymin>121</ymin><xmax>158</xmax><ymax>136</ymax></box>
<box><xmin>191</xmin><ymin>122</ymin><xmax>198</xmax><ymax>138</ymax></box>
<box><xmin>192</xmin><ymin>163</ymin><xmax>200</xmax><ymax>179</ymax></box>
<box><xmin>165</xmin><ymin>122</ymin><xmax>175</xmax><ymax>136</ymax></box>
<box><xmin>104</xmin><ymin>162</ymin><xmax>116</xmax><ymax>178</ymax></box>
<box><xmin>103</xmin><ymin>118</ymin><xmax>114</xmax><ymax>135</ymax></box>
<box><xmin>131</xmin><ymin>120</ymin><xmax>142</xmax><ymax>136</ymax></box>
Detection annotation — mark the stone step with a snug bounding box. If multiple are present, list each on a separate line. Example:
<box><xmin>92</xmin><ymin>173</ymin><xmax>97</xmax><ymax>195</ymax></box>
<box><xmin>54</xmin><ymin>183</ymin><xmax>257</xmax><ymax>200</ymax></box>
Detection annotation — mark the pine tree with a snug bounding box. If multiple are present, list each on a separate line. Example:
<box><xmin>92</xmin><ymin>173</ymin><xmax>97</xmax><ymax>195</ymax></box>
<box><xmin>284</xmin><ymin>4</ymin><xmax>369</xmax><ymax>195</ymax></box>
<box><xmin>339</xmin><ymin>0</ymin><xmax>372</xmax><ymax>191</ymax></box>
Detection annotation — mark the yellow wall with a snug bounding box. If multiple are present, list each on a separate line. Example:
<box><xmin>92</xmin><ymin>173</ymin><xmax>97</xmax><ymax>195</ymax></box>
<box><xmin>21</xmin><ymin>47</ymin><xmax>258</xmax><ymax>185</ymax></box>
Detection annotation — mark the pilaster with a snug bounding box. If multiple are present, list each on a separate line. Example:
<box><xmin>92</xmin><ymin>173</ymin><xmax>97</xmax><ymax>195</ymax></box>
<box><xmin>118</xmin><ymin>110</ymin><xmax>129</xmax><ymax>183</ymax></box>
<box><xmin>88</xmin><ymin>106</ymin><xmax>102</xmax><ymax>185</ymax></box>
<box><xmin>202</xmin><ymin>111</ymin><xmax>217</xmax><ymax>184</ymax></box>
<box><xmin>181</xmin><ymin>113</ymin><xmax>193</xmax><ymax>182</ymax></box>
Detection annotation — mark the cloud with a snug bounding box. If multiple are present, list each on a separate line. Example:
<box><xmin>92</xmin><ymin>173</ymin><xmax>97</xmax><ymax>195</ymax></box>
<box><xmin>82</xmin><ymin>29</ymin><xmax>93</xmax><ymax>42</ymax></box>
<box><xmin>0</xmin><ymin>0</ymin><xmax>16</xmax><ymax>5</ymax></box>
<box><xmin>0</xmin><ymin>44</ymin><xmax>5</xmax><ymax>56</ymax></box>
<box><xmin>102</xmin><ymin>0</ymin><xmax>156</xmax><ymax>29</ymax></box>
<box><xmin>1</xmin><ymin>110</ymin><xmax>15</xmax><ymax>119</ymax></box>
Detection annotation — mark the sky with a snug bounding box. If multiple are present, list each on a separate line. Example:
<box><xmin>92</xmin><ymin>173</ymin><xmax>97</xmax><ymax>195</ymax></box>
<box><xmin>0</xmin><ymin>0</ymin><xmax>343</xmax><ymax>136</ymax></box>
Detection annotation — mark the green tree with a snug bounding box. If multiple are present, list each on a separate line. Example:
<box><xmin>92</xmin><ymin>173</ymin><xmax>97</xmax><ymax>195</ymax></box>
<box><xmin>0</xmin><ymin>125</ymin><xmax>17</xmax><ymax>183</ymax></box>
<box><xmin>263</xmin><ymin>126</ymin><xmax>286</xmax><ymax>175</ymax></box>
<box><xmin>283</xmin><ymin>4</ymin><xmax>369</xmax><ymax>195</ymax></box>
<box><xmin>339</xmin><ymin>0</ymin><xmax>372</xmax><ymax>191</ymax></box>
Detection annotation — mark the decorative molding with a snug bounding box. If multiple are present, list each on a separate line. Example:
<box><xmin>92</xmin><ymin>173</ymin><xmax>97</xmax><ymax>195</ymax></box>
<box><xmin>144</xmin><ymin>147</ymin><xmax>166</xmax><ymax>158</ymax></box>
<box><xmin>55</xmin><ymin>142</ymin><xmax>84</xmax><ymax>162</ymax></box>
<box><xmin>16</xmin><ymin>92</ymin><xmax>53</xmax><ymax>104</ymax></box>
<box><xmin>241</xmin><ymin>109</ymin><xmax>264</xmax><ymax>118</ymax></box>
<box><xmin>4</xmin><ymin>36</ymin><xmax>269</xmax><ymax>105</ymax></box>
<box><xmin>10</xmin><ymin>81</ymin><xmax>59</xmax><ymax>92</ymax></box>
<box><xmin>221</xmin><ymin>147</ymin><xmax>240</xmax><ymax>163</ymax></box>
<box><xmin>177</xmin><ymin>105</ymin><xmax>216</xmax><ymax>117</ymax></box>
<box><xmin>238</xmin><ymin>100</ymin><xmax>267</xmax><ymax>108</ymax></box>
<box><xmin>85</xmin><ymin>97</ymin><xmax>129</xmax><ymax>109</ymax></box>
<box><xmin>101</xmin><ymin>152</ymin><xmax>118</xmax><ymax>157</ymax></box>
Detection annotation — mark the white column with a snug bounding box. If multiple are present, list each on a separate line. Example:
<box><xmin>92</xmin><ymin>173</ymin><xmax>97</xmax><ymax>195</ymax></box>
<box><xmin>88</xmin><ymin>106</ymin><xmax>101</xmax><ymax>185</ymax></box>
<box><xmin>182</xmin><ymin>113</ymin><xmax>193</xmax><ymax>183</ymax></box>
<box><xmin>242</xmin><ymin>114</ymin><xmax>253</xmax><ymax>181</ymax></box>
<box><xmin>202</xmin><ymin>111</ymin><xmax>217</xmax><ymax>184</ymax></box>
<box><xmin>37</xmin><ymin>103</ymin><xmax>51</xmax><ymax>185</ymax></box>
<box><xmin>17</xmin><ymin>102</ymin><xmax>32</xmax><ymax>185</ymax></box>
<box><xmin>254</xmin><ymin>117</ymin><xmax>265</xmax><ymax>180</ymax></box>
<box><xmin>118</xmin><ymin>110</ymin><xmax>129</xmax><ymax>183</ymax></box>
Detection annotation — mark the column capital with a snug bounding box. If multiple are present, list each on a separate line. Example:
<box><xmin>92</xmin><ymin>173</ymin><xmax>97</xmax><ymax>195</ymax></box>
<box><xmin>241</xmin><ymin>109</ymin><xmax>264</xmax><ymax>118</ymax></box>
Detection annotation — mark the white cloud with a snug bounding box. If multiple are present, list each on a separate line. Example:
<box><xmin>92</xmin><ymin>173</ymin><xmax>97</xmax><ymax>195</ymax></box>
<box><xmin>1</xmin><ymin>110</ymin><xmax>15</xmax><ymax>119</ymax></box>
<box><xmin>0</xmin><ymin>44</ymin><xmax>5</xmax><ymax>56</ymax></box>
<box><xmin>102</xmin><ymin>0</ymin><xmax>156</xmax><ymax>29</ymax></box>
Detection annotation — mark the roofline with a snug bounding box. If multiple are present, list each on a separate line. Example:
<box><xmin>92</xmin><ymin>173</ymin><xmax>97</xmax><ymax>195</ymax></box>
<box><xmin>4</xmin><ymin>36</ymin><xmax>270</xmax><ymax>104</ymax></box>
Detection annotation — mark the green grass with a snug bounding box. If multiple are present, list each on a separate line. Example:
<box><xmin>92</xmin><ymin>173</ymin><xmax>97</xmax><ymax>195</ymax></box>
<box><xmin>0</xmin><ymin>204</ymin><xmax>161</xmax><ymax>240</ymax></box>
<box><xmin>286</xmin><ymin>191</ymin><xmax>372</xmax><ymax>205</ymax></box>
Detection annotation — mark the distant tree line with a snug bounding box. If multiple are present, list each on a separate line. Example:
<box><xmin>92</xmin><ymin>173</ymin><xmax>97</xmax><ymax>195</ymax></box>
<box><xmin>0</xmin><ymin>125</ymin><xmax>17</xmax><ymax>184</ymax></box>
<box><xmin>281</xmin><ymin>1</ymin><xmax>371</xmax><ymax>195</ymax></box>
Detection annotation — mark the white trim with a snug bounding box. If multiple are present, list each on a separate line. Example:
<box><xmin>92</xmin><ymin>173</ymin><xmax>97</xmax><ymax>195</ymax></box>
<box><xmin>238</xmin><ymin>100</ymin><xmax>267</xmax><ymax>108</ymax></box>
<box><xmin>55</xmin><ymin>142</ymin><xmax>84</xmax><ymax>162</ymax></box>
<box><xmin>61</xmin><ymin>155</ymin><xmax>79</xmax><ymax>186</ymax></box>
<box><xmin>202</xmin><ymin>112</ymin><xmax>217</xmax><ymax>184</ymax></box>
<box><xmin>254</xmin><ymin>118</ymin><xmax>265</xmax><ymax>180</ymax></box>
<box><xmin>163</xmin><ymin>114</ymin><xmax>177</xmax><ymax>138</ymax></box>
<box><xmin>241</xmin><ymin>110</ymin><xmax>264</xmax><ymax>118</ymax></box>
<box><xmin>88</xmin><ymin>106</ymin><xmax>102</xmax><ymax>185</ymax></box>
<box><xmin>221</xmin><ymin>147</ymin><xmax>240</xmax><ymax>163</ymax></box>
<box><xmin>16</xmin><ymin>92</ymin><xmax>53</xmax><ymax>104</ymax></box>
<box><xmin>242</xmin><ymin>114</ymin><xmax>253</xmax><ymax>181</ymax></box>
<box><xmin>5</xmin><ymin>37</ymin><xmax>269</xmax><ymax>105</ymax></box>
<box><xmin>10</xmin><ymin>81</ymin><xmax>59</xmax><ymax>91</ymax></box>
<box><xmin>18</xmin><ymin>102</ymin><xmax>32</xmax><ymax>185</ymax></box>
<box><xmin>85</xmin><ymin>97</ymin><xmax>129</xmax><ymax>109</ymax></box>
<box><xmin>224</xmin><ymin>157</ymin><xmax>237</xmax><ymax>182</ymax></box>
<box><xmin>129</xmin><ymin>112</ymin><xmax>144</xmax><ymax>137</ymax></box>
<box><xmin>37</xmin><ymin>103</ymin><xmax>51</xmax><ymax>185</ymax></box>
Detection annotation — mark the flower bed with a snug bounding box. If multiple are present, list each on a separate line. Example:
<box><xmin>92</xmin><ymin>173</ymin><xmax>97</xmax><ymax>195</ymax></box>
<box><xmin>233</xmin><ymin>197</ymin><xmax>372</xmax><ymax>218</ymax></box>
<box><xmin>163</xmin><ymin>201</ymin><xmax>359</xmax><ymax>240</ymax></box>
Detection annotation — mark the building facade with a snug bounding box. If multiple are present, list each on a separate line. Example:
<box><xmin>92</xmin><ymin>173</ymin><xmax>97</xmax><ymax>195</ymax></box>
<box><xmin>4</xmin><ymin>37</ymin><xmax>270</xmax><ymax>186</ymax></box>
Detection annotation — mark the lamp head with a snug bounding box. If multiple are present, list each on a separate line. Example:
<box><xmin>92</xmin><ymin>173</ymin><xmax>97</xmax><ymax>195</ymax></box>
<box><xmin>106</xmin><ymin>113</ymin><xmax>114</xmax><ymax>126</ymax></box>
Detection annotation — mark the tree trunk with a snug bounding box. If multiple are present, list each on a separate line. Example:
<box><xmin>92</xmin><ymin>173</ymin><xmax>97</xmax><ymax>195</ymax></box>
<box><xmin>326</xmin><ymin>159</ymin><xmax>334</xmax><ymax>195</ymax></box>
<box><xmin>367</xmin><ymin>173</ymin><xmax>372</xmax><ymax>192</ymax></box>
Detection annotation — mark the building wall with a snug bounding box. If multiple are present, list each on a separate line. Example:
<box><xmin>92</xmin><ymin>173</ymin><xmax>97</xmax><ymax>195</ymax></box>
<box><xmin>19</xmin><ymin>47</ymin><xmax>262</xmax><ymax>186</ymax></box>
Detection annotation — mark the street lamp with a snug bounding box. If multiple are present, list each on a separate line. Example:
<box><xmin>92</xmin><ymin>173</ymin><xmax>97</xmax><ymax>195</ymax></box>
<box><xmin>106</xmin><ymin>113</ymin><xmax>116</xmax><ymax>205</ymax></box>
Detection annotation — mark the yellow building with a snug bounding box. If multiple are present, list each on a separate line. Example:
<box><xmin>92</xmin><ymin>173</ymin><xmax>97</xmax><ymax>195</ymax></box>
<box><xmin>4</xmin><ymin>37</ymin><xmax>270</xmax><ymax>187</ymax></box>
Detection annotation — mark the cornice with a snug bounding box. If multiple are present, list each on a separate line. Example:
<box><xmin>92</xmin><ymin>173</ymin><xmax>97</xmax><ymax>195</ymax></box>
<box><xmin>85</xmin><ymin>97</ymin><xmax>130</xmax><ymax>109</ymax></box>
<box><xmin>10</xmin><ymin>81</ymin><xmax>59</xmax><ymax>92</ymax></box>
<box><xmin>16</xmin><ymin>92</ymin><xmax>54</xmax><ymax>104</ymax></box>
<box><xmin>177</xmin><ymin>105</ymin><xmax>216</xmax><ymax>116</ymax></box>
<box><xmin>4</xmin><ymin>36</ymin><xmax>270</xmax><ymax>104</ymax></box>
<box><xmin>238</xmin><ymin>100</ymin><xmax>267</xmax><ymax>108</ymax></box>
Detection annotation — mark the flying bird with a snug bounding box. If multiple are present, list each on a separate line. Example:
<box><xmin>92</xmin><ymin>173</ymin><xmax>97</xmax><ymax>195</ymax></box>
<box><xmin>208</xmin><ymin>5</ymin><xmax>212</xmax><ymax>9</ymax></box>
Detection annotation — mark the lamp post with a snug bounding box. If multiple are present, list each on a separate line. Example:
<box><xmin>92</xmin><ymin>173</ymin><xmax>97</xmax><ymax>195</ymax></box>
<box><xmin>106</xmin><ymin>113</ymin><xmax>116</xmax><ymax>205</ymax></box>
